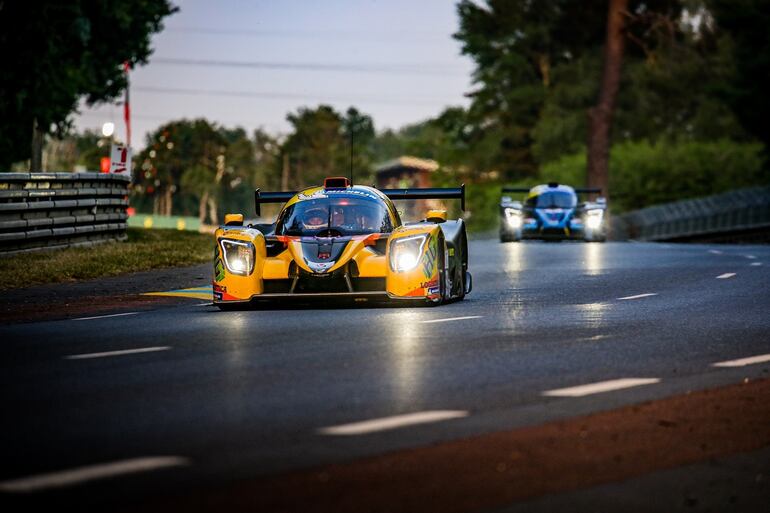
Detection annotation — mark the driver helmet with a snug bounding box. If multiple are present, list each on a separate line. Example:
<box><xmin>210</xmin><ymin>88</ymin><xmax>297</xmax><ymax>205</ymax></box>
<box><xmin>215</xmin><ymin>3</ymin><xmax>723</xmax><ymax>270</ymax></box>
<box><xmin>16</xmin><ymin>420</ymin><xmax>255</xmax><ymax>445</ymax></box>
<box><xmin>301</xmin><ymin>207</ymin><xmax>328</xmax><ymax>230</ymax></box>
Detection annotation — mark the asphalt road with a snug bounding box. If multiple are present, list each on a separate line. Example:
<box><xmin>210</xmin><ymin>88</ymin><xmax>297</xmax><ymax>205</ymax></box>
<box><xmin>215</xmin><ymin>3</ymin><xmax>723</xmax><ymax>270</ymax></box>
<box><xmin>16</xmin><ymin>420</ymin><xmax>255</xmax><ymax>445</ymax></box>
<box><xmin>1</xmin><ymin>240</ymin><xmax>769</xmax><ymax>511</ymax></box>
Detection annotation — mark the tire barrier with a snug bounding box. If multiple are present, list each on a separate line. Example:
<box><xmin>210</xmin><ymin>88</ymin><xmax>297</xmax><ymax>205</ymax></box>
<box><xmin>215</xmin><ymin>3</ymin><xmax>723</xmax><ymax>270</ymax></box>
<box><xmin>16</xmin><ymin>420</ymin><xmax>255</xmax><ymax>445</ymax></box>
<box><xmin>617</xmin><ymin>186</ymin><xmax>770</xmax><ymax>242</ymax></box>
<box><xmin>0</xmin><ymin>172</ymin><xmax>130</xmax><ymax>255</ymax></box>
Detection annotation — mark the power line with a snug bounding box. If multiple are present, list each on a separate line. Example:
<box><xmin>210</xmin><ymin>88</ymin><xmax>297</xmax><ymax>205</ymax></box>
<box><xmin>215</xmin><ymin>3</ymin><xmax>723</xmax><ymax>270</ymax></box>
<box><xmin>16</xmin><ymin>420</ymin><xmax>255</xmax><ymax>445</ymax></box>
<box><xmin>151</xmin><ymin>57</ymin><xmax>466</xmax><ymax>76</ymax></box>
<box><xmin>132</xmin><ymin>85</ymin><xmax>459</xmax><ymax>107</ymax></box>
<box><xmin>165</xmin><ymin>26</ymin><xmax>450</xmax><ymax>42</ymax></box>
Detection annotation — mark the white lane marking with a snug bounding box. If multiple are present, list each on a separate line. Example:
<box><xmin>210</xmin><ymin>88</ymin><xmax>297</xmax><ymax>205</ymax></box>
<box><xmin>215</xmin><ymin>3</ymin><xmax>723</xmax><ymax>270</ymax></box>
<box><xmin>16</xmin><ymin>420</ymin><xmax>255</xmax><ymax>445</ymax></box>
<box><xmin>712</xmin><ymin>354</ymin><xmax>770</xmax><ymax>368</ymax></box>
<box><xmin>318</xmin><ymin>410</ymin><xmax>469</xmax><ymax>436</ymax></box>
<box><xmin>750</xmin><ymin>262</ymin><xmax>762</xmax><ymax>267</ymax></box>
<box><xmin>195</xmin><ymin>302</ymin><xmax>211</xmax><ymax>306</ymax></box>
<box><xmin>617</xmin><ymin>293</ymin><xmax>658</xmax><ymax>301</ymax></box>
<box><xmin>72</xmin><ymin>312</ymin><xmax>139</xmax><ymax>321</ymax></box>
<box><xmin>65</xmin><ymin>346</ymin><xmax>170</xmax><ymax>360</ymax></box>
<box><xmin>543</xmin><ymin>378</ymin><xmax>660</xmax><ymax>397</ymax></box>
<box><xmin>420</xmin><ymin>315</ymin><xmax>483</xmax><ymax>324</ymax></box>
<box><xmin>0</xmin><ymin>456</ymin><xmax>189</xmax><ymax>493</ymax></box>
<box><xmin>744</xmin><ymin>255</ymin><xmax>757</xmax><ymax>259</ymax></box>
<box><xmin>716</xmin><ymin>273</ymin><xmax>736</xmax><ymax>279</ymax></box>
<box><xmin>709</xmin><ymin>250</ymin><xmax>723</xmax><ymax>255</ymax></box>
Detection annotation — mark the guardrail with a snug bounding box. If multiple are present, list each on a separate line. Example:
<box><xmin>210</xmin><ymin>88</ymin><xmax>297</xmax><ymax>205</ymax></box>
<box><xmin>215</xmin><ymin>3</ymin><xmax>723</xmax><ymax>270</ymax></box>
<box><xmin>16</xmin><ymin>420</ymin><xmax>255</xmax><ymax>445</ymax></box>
<box><xmin>616</xmin><ymin>186</ymin><xmax>770</xmax><ymax>242</ymax></box>
<box><xmin>0</xmin><ymin>172</ymin><xmax>130</xmax><ymax>255</ymax></box>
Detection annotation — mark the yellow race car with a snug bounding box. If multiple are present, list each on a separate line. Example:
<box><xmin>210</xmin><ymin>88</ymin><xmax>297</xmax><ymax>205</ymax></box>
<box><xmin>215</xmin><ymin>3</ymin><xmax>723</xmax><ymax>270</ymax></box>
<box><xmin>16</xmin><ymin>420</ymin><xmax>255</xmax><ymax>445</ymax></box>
<box><xmin>213</xmin><ymin>177</ymin><xmax>471</xmax><ymax>308</ymax></box>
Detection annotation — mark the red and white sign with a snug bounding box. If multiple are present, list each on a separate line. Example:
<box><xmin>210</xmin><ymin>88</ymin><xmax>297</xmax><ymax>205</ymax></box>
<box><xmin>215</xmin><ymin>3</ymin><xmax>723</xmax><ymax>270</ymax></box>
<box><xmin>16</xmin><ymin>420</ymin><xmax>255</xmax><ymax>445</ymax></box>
<box><xmin>109</xmin><ymin>144</ymin><xmax>132</xmax><ymax>175</ymax></box>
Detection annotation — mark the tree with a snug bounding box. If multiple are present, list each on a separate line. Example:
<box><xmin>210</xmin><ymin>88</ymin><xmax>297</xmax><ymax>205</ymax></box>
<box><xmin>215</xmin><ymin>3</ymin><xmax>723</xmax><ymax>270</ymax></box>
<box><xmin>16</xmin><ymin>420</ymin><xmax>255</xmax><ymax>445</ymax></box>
<box><xmin>281</xmin><ymin>105</ymin><xmax>375</xmax><ymax>188</ymax></box>
<box><xmin>135</xmin><ymin>119</ymin><xmax>226</xmax><ymax>219</ymax></box>
<box><xmin>708</xmin><ymin>0</ymin><xmax>770</xmax><ymax>151</ymax></box>
<box><xmin>586</xmin><ymin>0</ymin><xmax>629</xmax><ymax>202</ymax></box>
<box><xmin>0</xmin><ymin>0</ymin><xmax>177</xmax><ymax>171</ymax></box>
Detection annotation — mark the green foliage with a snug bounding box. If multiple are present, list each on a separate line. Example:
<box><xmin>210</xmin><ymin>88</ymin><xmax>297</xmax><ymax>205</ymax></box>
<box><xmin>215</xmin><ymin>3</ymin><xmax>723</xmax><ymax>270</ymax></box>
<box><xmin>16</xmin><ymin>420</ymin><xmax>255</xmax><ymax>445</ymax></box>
<box><xmin>0</xmin><ymin>228</ymin><xmax>211</xmax><ymax>289</ymax></box>
<box><xmin>0</xmin><ymin>0</ymin><xmax>177</xmax><ymax>169</ymax></box>
<box><xmin>540</xmin><ymin>139</ymin><xmax>767</xmax><ymax>212</ymax></box>
<box><xmin>281</xmin><ymin>105</ymin><xmax>375</xmax><ymax>188</ymax></box>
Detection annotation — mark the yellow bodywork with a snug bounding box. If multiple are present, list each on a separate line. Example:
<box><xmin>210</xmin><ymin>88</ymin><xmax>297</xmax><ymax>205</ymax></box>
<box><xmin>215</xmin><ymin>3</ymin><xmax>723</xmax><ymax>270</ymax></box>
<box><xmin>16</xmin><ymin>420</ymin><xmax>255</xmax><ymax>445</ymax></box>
<box><xmin>213</xmin><ymin>186</ymin><xmax>445</xmax><ymax>303</ymax></box>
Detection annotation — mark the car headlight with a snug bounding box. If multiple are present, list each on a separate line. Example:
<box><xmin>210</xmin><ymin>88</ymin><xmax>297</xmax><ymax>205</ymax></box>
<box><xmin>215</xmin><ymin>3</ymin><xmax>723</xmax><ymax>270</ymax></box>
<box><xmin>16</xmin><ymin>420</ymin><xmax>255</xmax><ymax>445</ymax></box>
<box><xmin>389</xmin><ymin>234</ymin><xmax>428</xmax><ymax>272</ymax></box>
<box><xmin>219</xmin><ymin>239</ymin><xmax>255</xmax><ymax>276</ymax></box>
<box><xmin>585</xmin><ymin>210</ymin><xmax>603</xmax><ymax>229</ymax></box>
<box><xmin>504</xmin><ymin>208</ymin><xmax>523</xmax><ymax>228</ymax></box>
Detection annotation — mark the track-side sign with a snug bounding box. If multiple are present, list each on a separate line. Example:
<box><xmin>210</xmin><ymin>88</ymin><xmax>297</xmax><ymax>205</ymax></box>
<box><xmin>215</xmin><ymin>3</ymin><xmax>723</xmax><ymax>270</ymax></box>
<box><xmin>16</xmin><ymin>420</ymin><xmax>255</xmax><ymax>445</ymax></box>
<box><xmin>109</xmin><ymin>144</ymin><xmax>132</xmax><ymax>175</ymax></box>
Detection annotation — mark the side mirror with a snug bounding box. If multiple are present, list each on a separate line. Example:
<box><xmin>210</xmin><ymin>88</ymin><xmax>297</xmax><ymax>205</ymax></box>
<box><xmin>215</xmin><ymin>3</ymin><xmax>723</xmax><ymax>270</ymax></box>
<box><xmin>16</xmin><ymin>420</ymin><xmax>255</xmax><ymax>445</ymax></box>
<box><xmin>501</xmin><ymin>195</ymin><xmax>512</xmax><ymax>203</ymax></box>
<box><xmin>426</xmin><ymin>209</ymin><xmax>447</xmax><ymax>223</ymax></box>
<box><xmin>224</xmin><ymin>213</ymin><xmax>244</xmax><ymax>226</ymax></box>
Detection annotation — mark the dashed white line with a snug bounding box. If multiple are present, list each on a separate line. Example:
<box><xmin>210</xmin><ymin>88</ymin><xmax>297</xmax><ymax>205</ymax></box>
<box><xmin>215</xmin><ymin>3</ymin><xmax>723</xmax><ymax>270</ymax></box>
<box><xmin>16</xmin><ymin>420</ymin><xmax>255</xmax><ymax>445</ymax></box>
<box><xmin>195</xmin><ymin>302</ymin><xmax>211</xmax><ymax>306</ymax></box>
<box><xmin>712</xmin><ymin>354</ymin><xmax>770</xmax><ymax>368</ymax></box>
<box><xmin>543</xmin><ymin>378</ymin><xmax>661</xmax><ymax>397</ymax></box>
<box><xmin>420</xmin><ymin>315</ymin><xmax>483</xmax><ymax>324</ymax></box>
<box><xmin>708</xmin><ymin>250</ymin><xmax>723</xmax><ymax>255</ymax></box>
<box><xmin>716</xmin><ymin>273</ymin><xmax>736</xmax><ymax>279</ymax></box>
<box><xmin>744</xmin><ymin>255</ymin><xmax>757</xmax><ymax>259</ymax></box>
<box><xmin>617</xmin><ymin>293</ymin><xmax>658</xmax><ymax>301</ymax></box>
<box><xmin>318</xmin><ymin>410</ymin><xmax>469</xmax><ymax>435</ymax></box>
<box><xmin>65</xmin><ymin>346</ymin><xmax>170</xmax><ymax>360</ymax></box>
<box><xmin>750</xmin><ymin>262</ymin><xmax>762</xmax><ymax>267</ymax></box>
<box><xmin>0</xmin><ymin>456</ymin><xmax>189</xmax><ymax>493</ymax></box>
<box><xmin>71</xmin><ymin>312</ymin><xmax>139</xmax><ymax>321</ymax></box>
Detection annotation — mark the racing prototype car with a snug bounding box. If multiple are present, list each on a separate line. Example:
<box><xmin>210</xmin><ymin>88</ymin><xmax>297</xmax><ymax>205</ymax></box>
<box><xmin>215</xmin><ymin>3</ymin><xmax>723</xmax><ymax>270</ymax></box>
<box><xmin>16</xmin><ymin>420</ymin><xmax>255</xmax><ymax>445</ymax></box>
<box><xmin>213</xmin><ymin>177</ymin><xmax>471</xmax><ymax>308</ymax></box>
<box><xmin>499</xmin><ymin>183</ymin><xmax>607</xmax><ymax>242</ymax></box>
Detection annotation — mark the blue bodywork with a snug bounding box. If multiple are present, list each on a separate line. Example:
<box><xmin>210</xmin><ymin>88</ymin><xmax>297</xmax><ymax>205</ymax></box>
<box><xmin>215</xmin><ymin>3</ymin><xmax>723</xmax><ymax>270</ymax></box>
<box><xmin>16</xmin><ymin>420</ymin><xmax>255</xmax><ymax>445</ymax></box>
<box><xmin>500</xmin><ymin>183</ymin><xmax>606</xmax><ymax>242</ymax></box>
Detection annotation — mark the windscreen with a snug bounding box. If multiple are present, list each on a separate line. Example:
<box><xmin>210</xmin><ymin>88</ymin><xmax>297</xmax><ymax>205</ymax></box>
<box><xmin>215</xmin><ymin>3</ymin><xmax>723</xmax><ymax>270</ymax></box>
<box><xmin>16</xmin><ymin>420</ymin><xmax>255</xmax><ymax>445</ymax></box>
<box><xmin>528</xmin><ymin>191</ymin><xmax>577</xmax><ymax>208</ymax></box>
<box><xmin>277</xmin><ymin>195</ymin><xmax>393</xmax><ymax>236</ymax></box>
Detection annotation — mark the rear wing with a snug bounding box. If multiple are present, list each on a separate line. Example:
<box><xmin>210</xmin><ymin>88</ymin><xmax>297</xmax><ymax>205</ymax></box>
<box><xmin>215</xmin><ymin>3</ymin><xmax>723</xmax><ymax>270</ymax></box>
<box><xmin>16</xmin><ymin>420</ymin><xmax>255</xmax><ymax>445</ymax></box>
<box><xmin>255</xmin><ymin>189</ymin><xmax>296</xmax><ymax>217</ymax></box>
<box><xmin>379</xmin><ymin>185</ymin><xmax>465</xmax><ymax>211</ymax></box>
<box><xmin>502</xmin><ymin>186</ymin><xmax>602</xmax><ymax>194</ymax></box>
<box><xmin>255</xmin><ymin>185</ymin><xmax>466</xmax><ymax>216</ymax></box>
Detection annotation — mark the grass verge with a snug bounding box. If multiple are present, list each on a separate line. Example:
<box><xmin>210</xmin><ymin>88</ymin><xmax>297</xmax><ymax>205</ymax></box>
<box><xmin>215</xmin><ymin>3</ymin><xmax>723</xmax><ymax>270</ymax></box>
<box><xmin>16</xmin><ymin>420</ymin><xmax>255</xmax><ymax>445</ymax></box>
<box><xmin>0</xmin><ymin>228</ymin><xmax>213</xmax><ymax>290</ymax></box>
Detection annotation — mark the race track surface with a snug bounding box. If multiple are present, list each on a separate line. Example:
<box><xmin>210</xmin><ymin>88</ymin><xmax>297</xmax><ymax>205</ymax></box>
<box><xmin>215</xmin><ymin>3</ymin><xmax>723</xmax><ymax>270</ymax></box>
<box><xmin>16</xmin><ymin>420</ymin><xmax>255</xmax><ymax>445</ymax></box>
<box><xmin>1</xmin><ymin>240</ymin><xmax>769</xmax><ymax>511</ymax></box>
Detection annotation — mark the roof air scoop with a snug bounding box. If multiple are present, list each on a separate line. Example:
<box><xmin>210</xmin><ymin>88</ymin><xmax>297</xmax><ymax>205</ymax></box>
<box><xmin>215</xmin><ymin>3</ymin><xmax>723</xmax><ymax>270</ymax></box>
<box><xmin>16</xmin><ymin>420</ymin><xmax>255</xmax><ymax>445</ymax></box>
<box><xmin>324</xmin><ymin>177</ymin><xmax>351</xmax><ymax>189</ymax></box>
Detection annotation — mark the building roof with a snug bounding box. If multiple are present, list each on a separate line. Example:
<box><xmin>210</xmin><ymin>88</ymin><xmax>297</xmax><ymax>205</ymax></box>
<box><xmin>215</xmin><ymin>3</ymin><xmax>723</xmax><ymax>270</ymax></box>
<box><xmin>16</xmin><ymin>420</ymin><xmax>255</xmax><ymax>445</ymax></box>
<box><xmin>375</xmin><ymin>156</ymin><xmax>439</xmax><ymax>174</ymax></box>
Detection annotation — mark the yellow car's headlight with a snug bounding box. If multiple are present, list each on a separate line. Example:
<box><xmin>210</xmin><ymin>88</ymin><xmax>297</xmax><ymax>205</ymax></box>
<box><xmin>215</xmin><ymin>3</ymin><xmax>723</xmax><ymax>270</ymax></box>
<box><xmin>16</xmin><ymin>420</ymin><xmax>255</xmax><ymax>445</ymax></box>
<box><xmin>219</xmin><ymin>239</ymin><xmax>255</xmax><ymax>276</ymax></box>
<box><xmin>389</xmin><ymin>234</ymin><xmax>428</xmax><ymax>272</ymax></box>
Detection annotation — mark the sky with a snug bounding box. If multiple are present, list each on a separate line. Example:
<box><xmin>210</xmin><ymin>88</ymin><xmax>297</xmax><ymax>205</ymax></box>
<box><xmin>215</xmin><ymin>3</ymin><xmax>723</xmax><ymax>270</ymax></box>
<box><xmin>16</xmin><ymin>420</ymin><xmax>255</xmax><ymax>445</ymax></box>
<box><xmin>74</xmin><ymin>0</ymin><xmax>475</xmax><ymax>150</ymax></box>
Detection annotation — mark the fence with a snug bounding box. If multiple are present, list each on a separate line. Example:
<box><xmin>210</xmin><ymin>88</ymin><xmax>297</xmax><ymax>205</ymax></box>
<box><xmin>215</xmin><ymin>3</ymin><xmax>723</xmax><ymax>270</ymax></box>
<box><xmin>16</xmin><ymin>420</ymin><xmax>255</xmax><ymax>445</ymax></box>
<box><xmin>127</xmin><ymin>214</ymin><xmax>201</xmax><ymax>231</ymax></box>
<box><xmin>0</xmin><ymin>172</ymin><xmax>130</xmax><ymax>255</ymax></box>
<box><xmin>616</xmin><ymin>186</ymin><xmax>770</xmax><ymax>242</ymax></box>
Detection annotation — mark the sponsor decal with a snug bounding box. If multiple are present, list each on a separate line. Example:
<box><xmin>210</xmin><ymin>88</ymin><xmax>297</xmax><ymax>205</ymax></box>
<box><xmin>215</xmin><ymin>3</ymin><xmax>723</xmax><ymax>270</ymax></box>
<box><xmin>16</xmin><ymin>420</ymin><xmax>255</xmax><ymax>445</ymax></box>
<box><xmin>213</xmin><ymin>291</ymin><xmax>223</xmax><ymax>301</ymax></box>
<box><xmin>297</xmin><ymin>190</ymin><xmax>327</xmax><ymax>201</ymax></box>
<box><xmin>422</xmin><ymin>234</ymin><xmax>438</xmax><ymax>279</ymax></box>
<box><xmin>213</xmin><ymin>283</ymin><xmax>227</xmax><ymax>293</ymax></box>
<box><xmin>428</xmin><ymin>286</ymin><xmax>440</xmax><ymax>295</ymax></box>
<box><xmin>306</xmin><ymin>260</ymin><xmax>335</xmax><ymax>273</ymax></box>
<box><xmin>214</xmin><ymin>259</ymin><xmax>225</xmax><ymax>282</ymax></box>
<box><xmin>420</xmin><ymin>279</ymin><xmax>439</xmax><ymax>289</ymax></box>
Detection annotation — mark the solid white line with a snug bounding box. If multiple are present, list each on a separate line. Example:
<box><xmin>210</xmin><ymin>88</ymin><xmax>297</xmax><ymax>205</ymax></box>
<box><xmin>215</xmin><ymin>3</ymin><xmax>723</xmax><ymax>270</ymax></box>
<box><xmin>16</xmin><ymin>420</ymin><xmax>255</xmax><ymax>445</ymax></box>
<box><xmin>712</xmin><ymin>354</ymin><xmax>770</xmax><ymax>368</ymax></box>
<box><xmin>543</xmin><ymin>378</ymin><xmax>661</xmax><ymax>397</ymax></box>
<box><xmin>617</xmin><ymin>293</ymin><xmax>658</xmax><ymax>301</ymax></box>
<box><xmin>420</xmin><ymin>315</ymin><xmax>483</xmax><ymax>324</ymax></box>
<box><xmin>318</xmin><ymin>410</ymin><xmax>469</xmax><ymax>435</ymax></box>
<box><xmin>195</xmin><ymin>302</ymin><xmax>211</xmax><ymax>306</ymax></box>
<box><xmin>72</xmin><ymin>312</ymin><xmax>139</xmax><ymax>321</ymax></box>
<box><xmin>708</xmin><ymin>250</ymin><xmax>723</xmax><ymax>255</ymax></box>
<box><xmin>0</xmin><ymin>456</ymin><xmax>189</xmax><ymax>493</ymax></box>
<box><xmin>750</xmin><ymin>262</ymin><xmax>762</xmax><ymax>267</ymax></box>
<box><xmin>716</xmin><ymin>273</ymin><xmax>736</xmax><ymax>279</ymax></box>
<box><xmin>65</xmin><ymin>346</ymin><xmax>170</xmax><ymax>360</ymax></box>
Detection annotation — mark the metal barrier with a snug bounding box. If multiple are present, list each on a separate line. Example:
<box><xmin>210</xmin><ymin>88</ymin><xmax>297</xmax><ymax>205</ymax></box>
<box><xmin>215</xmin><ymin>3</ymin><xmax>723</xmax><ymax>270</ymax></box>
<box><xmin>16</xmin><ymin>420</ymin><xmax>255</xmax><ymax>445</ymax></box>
<box><xmin>617</xmin><ymin>186</ymin><xmax>770</xmax><ymax>242</ymax></box>
<box><xmin>0</xmin><ymin>172</ymin><xmax>129</xmax><ymax>255</ymax></box>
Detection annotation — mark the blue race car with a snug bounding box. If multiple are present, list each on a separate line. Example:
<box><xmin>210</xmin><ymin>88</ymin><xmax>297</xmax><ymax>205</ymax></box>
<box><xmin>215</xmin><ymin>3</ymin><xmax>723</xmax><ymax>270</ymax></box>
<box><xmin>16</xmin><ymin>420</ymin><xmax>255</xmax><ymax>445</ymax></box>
<box><xmin>499</xmin><ymin>183</ymin><xmax>607</xmax><ymax>242</ymax></box>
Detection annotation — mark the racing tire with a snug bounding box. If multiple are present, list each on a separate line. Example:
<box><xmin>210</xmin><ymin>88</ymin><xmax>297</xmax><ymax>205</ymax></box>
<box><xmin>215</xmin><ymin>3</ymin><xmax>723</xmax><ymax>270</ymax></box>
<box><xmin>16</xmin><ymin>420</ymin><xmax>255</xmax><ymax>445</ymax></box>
<box><xmin>500</xmin><ymin>233</ymin><xmax>518</xmax><ymax>243</ymax></box>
